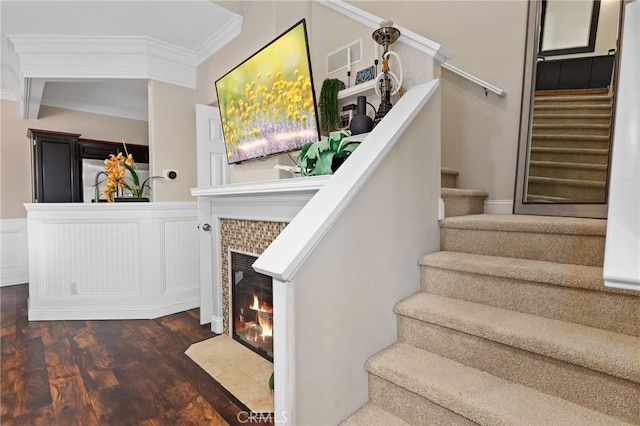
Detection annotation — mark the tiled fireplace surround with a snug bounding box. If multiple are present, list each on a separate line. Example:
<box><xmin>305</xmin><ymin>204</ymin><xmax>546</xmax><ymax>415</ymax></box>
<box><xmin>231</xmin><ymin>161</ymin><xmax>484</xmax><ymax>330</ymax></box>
<box><xmin>220</xmin><ymin>219</ymin><xmax>288</xmax><ymax>335</ymax></box>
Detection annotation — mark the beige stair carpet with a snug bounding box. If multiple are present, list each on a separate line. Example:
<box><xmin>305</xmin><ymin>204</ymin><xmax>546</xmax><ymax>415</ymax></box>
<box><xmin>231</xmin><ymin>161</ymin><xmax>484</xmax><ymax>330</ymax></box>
<box><xmin>342</xmin><ymin>212</ymin><xmax>640</xmax><ymax>425</ymax></box>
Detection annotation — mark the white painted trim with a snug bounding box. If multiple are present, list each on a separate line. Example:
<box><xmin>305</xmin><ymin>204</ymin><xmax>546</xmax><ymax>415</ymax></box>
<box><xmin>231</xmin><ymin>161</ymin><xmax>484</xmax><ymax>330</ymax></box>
<box><xmin>191</xmin><ymin>176</ymin><xmax>329</xmax><ymax>197</ymax></box>
<box><xmin>0</xmin><ymin>89</ymin><xmax>17</xmax><ymax>101</ymax></box>
<box><xmin>442</xmin><ymin>63</ymin><xmax>506</xmax><ymax>97</ymax></box>
<box><xmin>9</xmin><ymin>35</ymin><xmax>196</xmax><ymax>86</ymax></box>
<box><xmin>317</xmin><ymin>0</ymin><xmax>452</xmax><ymax>64</ymax></box>
<box><xmin>211</xmin><ymin>315</ymin><xmax>224</xmax><ymax>334</ymax></box>
<box><xmin>40</xmin><ymin>96</ymin><xmax>148</xmax><ymax>121</ymax></box>
<box><xmin>24</xmin><ymin>202</ymin><xmax>196</xmax><ymax>213</ymax></box>
<box><xmin>273</xmin><ymin>278</ymin><xmax>294</xmax><ymax>425</ymax></box>
<box><xmin>28</xmin><ymin>297</ymin><xmax>199</xmax><ymax>321</ymax></box>
<box><xmin>484</xmin><ymin>199</ymin><xmax>514</xmax><ymax>215</ymax></box>
<box><xmin>195</xmin><ymin>15</ymin><xmax>244</xmax><ymax>64</ymax></box>
<box><xmin>0</xmin><ymin>219</ymin><xmax>29</xmax><ymax>287</ymax></box>
<box><xmin>604</xmin><ymin>1</ymin><xmax>639</xmax><ymax>292</ymax></box>
<box><xmin>253</xmin><ymin>80</ymin><xmax>439</xmax><ymax>282</ymax></box>
<box><xmin>23</xmin><ymin>78</ymin><xmax>45</xmax><ymax>120</ymax></box>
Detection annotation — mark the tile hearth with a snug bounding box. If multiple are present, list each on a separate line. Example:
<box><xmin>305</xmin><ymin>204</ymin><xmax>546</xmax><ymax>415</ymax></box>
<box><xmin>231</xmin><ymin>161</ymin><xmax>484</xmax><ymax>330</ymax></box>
<box><xmin>185</xmin><ymin>334</ymin><xmax>274</xmax><ymax>413</ymax></box>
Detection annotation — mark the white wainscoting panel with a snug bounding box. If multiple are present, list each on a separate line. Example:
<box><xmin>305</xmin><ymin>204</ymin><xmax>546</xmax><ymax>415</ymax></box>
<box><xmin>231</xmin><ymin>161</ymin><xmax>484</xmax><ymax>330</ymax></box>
<box><xmin>40</xmin><ymin>221</ymin><xmax>141</xmax><ymax>296</ymax></box>
<box><xmin>163</xmin><ymin>218</ymin><xmax>199</xmax><ymax>294</ymax></box>
<box><xmin>24</xmin><ymin>202</ymin><xmax>199</xmax><ymax>320</ymax></box>
<box><xmin>0</xmin><ymin>219</ymin><xmax>29</xmax><ymax>286</ymax></box>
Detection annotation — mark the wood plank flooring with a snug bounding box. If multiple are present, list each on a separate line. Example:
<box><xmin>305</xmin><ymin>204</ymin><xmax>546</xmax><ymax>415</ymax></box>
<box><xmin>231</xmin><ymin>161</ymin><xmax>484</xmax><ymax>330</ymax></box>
<box><xmin>1</xmin><ymin>284</ymin><xmax>272</xmax><ymax>425</ymax></box>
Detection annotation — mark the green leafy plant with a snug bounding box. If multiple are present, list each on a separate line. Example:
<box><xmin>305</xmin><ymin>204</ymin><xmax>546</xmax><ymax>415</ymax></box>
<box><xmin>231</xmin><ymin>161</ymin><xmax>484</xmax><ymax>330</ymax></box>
<box><xmin>318</xmin><ymin>78</ymin><xmax>345</xmax><ymax>133</ymax></box>
<box><xmin>298</xmin><ymin>130</ymin><xmax>360</xmax><ymax>176</ymax></box>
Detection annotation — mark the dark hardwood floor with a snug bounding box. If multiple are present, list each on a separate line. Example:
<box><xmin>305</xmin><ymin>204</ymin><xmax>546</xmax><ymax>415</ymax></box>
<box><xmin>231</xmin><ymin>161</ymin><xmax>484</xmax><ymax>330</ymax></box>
<box><xmin>1</xmin><ymin>284</ymin><xmax>272</xmax><ymax>425</ymax></box>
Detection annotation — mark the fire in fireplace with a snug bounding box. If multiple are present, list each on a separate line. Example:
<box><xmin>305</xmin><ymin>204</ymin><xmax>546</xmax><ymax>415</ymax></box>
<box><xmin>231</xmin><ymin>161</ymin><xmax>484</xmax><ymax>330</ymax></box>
<box><xmin>231</xmin><ymin>252</ymin><xmax>273</xmax><ymax>361</ymax></box>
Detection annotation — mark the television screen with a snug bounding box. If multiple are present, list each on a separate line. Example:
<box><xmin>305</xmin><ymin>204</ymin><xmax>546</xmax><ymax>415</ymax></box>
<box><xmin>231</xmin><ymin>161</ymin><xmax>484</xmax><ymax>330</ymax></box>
<box><xmin>215</xmin><ymin>19</ymin><xmax>320</xmax><ymax>164</ymax></box>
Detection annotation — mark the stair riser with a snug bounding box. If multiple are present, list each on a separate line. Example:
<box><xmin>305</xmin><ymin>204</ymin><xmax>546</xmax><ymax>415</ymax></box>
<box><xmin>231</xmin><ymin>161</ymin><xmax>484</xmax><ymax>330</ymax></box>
<box><xmin>532</xmin><ymin>126</ymin><xmax>610</xmax><ymax>137</ymax></box>
<box><xmin>442</xmin><ymin>195</ymin><xmax>485</xmax><ymax>217</ymax></box>
<box><xmin>533</xmin><ymin>116</ymin><xmax>611</xmax><ymax>125</ymax></box>
<box><xmin>535</xmin><ymin>98</ymin><xmax>612</xmax><ymax>106</ymax></box>
<box><xmin>531</xmin><ymin>138</ymin><xmax>610</xmax><ymax>150</ymax></box>
<box><xmin>421</xmin><ymin>267</ymin><xmax>640</xmax><ymax>337</ymax></box>
<box><xmin>529</xmin><ymin>165</ymin><xmax>607</xmax><ymax>181</ymax></box>
<box><xmin>367</xmin><ymin>375</ymin><xmax>476</xmax><ymax>426</ymax></box>
<box><xmin>397</xmin><ymin>316</ymin><xmax>640</xmax><ymax>424</ymax></box>
<box><xmin>440</xmin><ymin>228</ymin><xmax>605</xmax><ymax>266</ymax></box>
<box><xmin>529</xmin><ymin>151</ymin><xmax>609</xmax><ymax>164</ymax></box>
<box><xmin>441</xmin><ymin>173</ymin><xmax>457</xmax><ymax>189</ymax></box>
<box><xmin>527</xmin><ymin>181</ymin><xmax>606</xmax><ymax>202</ymax></box>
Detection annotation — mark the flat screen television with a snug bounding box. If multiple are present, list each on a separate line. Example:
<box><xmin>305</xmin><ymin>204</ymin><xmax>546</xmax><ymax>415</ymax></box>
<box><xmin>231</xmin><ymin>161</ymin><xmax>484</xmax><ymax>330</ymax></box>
<box><xmin>215</xmin><ymin>19</ymin><xmax>320</xmax><ymax>164</ymax></box>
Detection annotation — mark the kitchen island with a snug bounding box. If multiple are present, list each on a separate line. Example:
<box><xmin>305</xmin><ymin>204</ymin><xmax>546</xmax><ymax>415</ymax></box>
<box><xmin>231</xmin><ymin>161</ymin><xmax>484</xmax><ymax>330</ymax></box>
<box><xmin>24</xmin><ymin>202</ymin><xmax>198</xmax><ymax>320</ymax></box>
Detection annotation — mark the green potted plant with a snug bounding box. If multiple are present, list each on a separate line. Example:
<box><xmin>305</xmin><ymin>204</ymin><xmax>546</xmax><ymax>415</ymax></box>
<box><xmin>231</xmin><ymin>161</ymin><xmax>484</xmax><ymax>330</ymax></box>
<box><xmin>298</xmin><ymin>130</ymin><xmax>360</xmax><ymax>176</ymax></box>
<box><xmin>318</xmin><ymin>78</ymin><xmax>346</xmax><ymax>134</ymax></box>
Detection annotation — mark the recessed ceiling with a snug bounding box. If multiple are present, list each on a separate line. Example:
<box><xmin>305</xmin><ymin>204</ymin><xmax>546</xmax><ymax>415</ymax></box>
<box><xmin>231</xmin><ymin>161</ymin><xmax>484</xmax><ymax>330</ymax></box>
<box><xmin>0</xmin><ymin>0</ymin><xmax>242</xmax><ymax>120</ymax></box>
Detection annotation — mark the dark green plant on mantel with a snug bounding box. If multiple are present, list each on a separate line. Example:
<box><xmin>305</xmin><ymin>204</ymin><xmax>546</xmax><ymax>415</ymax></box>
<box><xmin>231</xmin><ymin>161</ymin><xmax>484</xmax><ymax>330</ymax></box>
<box><xmin>318</xmin><ymin>78</ymin><xmax>345</xmax><ymax>133</ymax></box>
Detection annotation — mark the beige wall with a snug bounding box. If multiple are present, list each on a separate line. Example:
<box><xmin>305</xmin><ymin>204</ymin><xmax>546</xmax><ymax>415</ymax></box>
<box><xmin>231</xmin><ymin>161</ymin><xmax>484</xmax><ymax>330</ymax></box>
<box><xmin>202</xmin><ymin>1</ymin><xmax>529</xmax><ymax>200</ymax></box>
<box><xmin>350</xmin><ymin>1</ymin><xmax>528</xmax><ymax>202</ymax></box>
<box><xmin>147</xmin><ymin>80</ymin><xmax>197</xmax><ymax>202</ymax></box>
<box><xmin>0</xmin><ymin>99</ymin><xmax>148</xmax><ymax>219</ymax></box>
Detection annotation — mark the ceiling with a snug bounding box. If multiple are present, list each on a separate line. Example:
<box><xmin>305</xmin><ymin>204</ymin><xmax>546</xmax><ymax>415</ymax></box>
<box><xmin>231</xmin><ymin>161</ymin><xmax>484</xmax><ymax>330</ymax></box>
<box><xmin>0</xmin><ymin>0</ymin><xmax>242</xmax><ymax>121</ymax></box>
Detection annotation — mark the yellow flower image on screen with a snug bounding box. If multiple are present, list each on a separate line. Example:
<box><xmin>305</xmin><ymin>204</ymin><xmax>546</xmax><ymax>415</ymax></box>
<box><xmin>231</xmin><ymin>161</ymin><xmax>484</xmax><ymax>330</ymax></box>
<box><xmin>216</xmin><ymin>19</ymin><xmax>320</xmax><ymax>164</ymax></box>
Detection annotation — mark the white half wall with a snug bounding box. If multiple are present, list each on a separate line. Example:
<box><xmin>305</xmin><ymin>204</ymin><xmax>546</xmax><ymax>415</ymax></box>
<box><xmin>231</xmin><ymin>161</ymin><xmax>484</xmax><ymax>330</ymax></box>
<box><xmin>289</xmin><ymin>89</ymin><xmax>441</xmax><ymax>424</ymax></box>
<box><xmin>25</xmin><ymin>202</ymin><xmax>199</xmax><ymax>320</ymax></box>
<box><xmin>0</xmin><ymin>219</ymin><xmax>29</xmax><ymax>286</ymax></box>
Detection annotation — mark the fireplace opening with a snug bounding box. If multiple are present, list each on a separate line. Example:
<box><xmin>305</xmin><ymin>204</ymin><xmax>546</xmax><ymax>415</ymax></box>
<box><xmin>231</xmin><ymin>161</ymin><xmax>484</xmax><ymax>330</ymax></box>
<box><xmin>231</xmin><ymin>252</ymin><xmax>273</xmax><ymax>361</ymax></box>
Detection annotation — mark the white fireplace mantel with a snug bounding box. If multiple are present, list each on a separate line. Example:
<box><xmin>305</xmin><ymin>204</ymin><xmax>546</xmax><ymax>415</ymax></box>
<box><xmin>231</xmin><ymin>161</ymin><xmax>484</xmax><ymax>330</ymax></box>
<box><xmin>191</xmin><ymin>175</ymin><xmax>330</xmax><ymax>333</ymax></box>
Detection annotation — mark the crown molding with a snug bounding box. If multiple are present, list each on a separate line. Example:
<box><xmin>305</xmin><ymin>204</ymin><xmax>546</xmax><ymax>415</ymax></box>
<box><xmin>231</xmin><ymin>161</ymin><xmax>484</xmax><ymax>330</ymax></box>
<box><xmin>8</xmin><ymin>35</ymin><xmax>197</xmax><ymax>89</ymax></box>
<box><xmin>195</xmin><ymin>15</ymin><xmax>244</xmax><ymax>64</ymax></box>
<box><xmin>40</xmin><ymin>96</ymin><xmax>148</xmax><ymax>122</ymax></box>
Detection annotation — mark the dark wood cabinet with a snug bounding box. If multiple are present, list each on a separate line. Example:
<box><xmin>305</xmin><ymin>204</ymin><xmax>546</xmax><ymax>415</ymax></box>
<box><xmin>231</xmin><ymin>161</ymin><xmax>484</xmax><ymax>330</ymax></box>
<box><xmin>28</xmin><ymin>129</ymin><xmax>149</xmax><ymax>203</ymax></box>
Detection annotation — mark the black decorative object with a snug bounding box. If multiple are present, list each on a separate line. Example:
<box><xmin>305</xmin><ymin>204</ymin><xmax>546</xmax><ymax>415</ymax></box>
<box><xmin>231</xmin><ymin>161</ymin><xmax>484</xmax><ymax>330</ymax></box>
<box><xmin>349</xmin><ymin>96</ymin><xmax>373</xmax><ymax>135</ymax></box>
<box><xmin>114</xmin><ymin>197</ymin><xmax>150</xmax><ymax>202</ymax></box>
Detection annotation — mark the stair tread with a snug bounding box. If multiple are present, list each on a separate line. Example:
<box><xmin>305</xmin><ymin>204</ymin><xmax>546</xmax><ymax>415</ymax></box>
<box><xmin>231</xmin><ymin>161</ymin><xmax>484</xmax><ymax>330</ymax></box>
<box><xmin>394</xmin><ymin>293</ymin><xmax>640</xmax><ymax>383</ymax></box>
<box><xmin>533</xmin><ymin>113</ymin><xmax>612</xmax><ymax>119</ymax></box>
<box><xmin>439</xmin><ymin>214</ymin><xmax>606</xmax><ymax>235</ymax></box>
<box><xmin>441</xmin><ymin>188</ymin><xmax>489</xmax><ymax>197</ymax></box>
<box><xmin>419</xmin><ymin>251</ymin><xmax>640</xmax><ymax>296</ymax></box>
<box><xmin>529</xmin><ymin>160</ymin><xmax>608</xmax><ymax>170</ymax></box>
<box><xmin>535</xmin><ymin>94</ymin><xmax>613</xmax><ymax>102</ymax></box>
<box><xmin>528</xmin><ymin>176</ymin><xmax>606</xmax><ymax>187</ymax></box>
<box><xmin>532</xmin><ymin>134</ymin><xmax>610</xmax><ymax>140</ymax></box>
<box><xmin>441</xmin><ymin>167</ymin><xmax>459</xmax><ymax>177</ymax></box>
<box><xmin>367</xmin><ymin>342</ymin><xmax>631</xmax><ymax>426</ymax></box>
<box><xmin>340</xmin><ymin>403</ymin><xmax>410</xmax><ymax>426</ymax></box>
<box><xmin>533</xmin><ymin>123</ymin><xmax>610</xmax><ymax>129</ymax></box>
<box><xmin>531</xmin><ymin>147</ymin><xmax>609</xmax><ymax>154</ymax></box>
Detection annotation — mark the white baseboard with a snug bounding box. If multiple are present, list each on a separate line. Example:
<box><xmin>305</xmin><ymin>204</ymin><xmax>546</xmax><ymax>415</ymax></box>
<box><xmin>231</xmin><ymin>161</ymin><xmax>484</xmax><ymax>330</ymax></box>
<box><xmin>0</xmin><ymin>219</ymin><xmax>28</xmax><ymax>287</ymax></box>
<box><xmin>211</xmin><ymin>315</ymin><xmax>224</xmax><ymax>333</ymax></box>
<box><xmin>28</xmin><ymin>296</ymin><xmax>200</xmax><ymax>321</ymax></box>
<box><xmin>484</xmin><ymin>199</ymin><xmax>513</xmax><ymax>215</ymax></box>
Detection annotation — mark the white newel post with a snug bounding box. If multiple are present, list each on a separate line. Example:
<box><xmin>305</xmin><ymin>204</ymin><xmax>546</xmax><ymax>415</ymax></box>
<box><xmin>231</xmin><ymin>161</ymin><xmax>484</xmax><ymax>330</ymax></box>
<box><xmin>273</xmin><ymin>278</ymin><xmax>295</xmax><ymax>425</ymax></box>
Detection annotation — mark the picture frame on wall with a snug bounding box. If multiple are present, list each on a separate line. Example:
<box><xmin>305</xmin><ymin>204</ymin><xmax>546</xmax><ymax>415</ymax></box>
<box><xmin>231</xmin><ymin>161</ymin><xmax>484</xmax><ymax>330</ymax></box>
<box><xmin>355</xmin><ymin>66</ymin><xmax>375</xmax><ymax>85</ymax></box>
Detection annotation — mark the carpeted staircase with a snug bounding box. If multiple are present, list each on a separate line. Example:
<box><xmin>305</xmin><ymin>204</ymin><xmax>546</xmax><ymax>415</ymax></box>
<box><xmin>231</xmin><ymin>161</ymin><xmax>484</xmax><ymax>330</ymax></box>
<box><xmin>342</xmin><ymin>169</ymin><xmax>640</xmax><ymax>425</ymax></box>
<box><xmin>527</xmin><ymin>92</ymin><xmax>613</xmax><ymax>203</ymax></box>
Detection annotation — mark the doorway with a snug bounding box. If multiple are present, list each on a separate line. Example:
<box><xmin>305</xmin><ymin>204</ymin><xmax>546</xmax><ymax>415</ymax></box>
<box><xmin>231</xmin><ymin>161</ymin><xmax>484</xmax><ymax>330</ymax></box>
<box><xmin>514</xmin><ymin>0</ymin><xmax>623</xmax><ymax>218</ymax></box>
